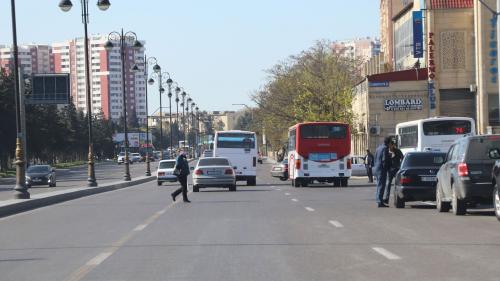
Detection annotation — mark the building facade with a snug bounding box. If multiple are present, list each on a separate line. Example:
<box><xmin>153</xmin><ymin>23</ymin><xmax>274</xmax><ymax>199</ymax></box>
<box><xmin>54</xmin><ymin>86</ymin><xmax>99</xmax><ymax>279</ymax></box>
<box><xmin>0</xmin><ymin>44</ymin><xmax>54</xmax><ymax>76</ymax></box>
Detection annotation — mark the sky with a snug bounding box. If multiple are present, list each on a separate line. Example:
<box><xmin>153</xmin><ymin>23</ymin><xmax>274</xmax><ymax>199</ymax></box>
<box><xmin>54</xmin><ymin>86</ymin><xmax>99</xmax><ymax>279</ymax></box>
<box><xmin>0</xmin><ymin>0</ymin><xmax>379</xmax><ymax>113</ymax></box>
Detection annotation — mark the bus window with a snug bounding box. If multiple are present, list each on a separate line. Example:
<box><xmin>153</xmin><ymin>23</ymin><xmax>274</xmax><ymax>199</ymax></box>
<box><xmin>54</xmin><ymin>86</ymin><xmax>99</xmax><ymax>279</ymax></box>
<box><xmin>399</xmin><ymin>125</ymin><xmax>418</xmax><ymax>148</ymax></box>
<box><xmin>300</xmin><ymin>125</ymin><xmax>347</xmax><ymax>139</ymax></box>
<box><xmin>423</xmin><ymin>120</ymin><xmax>472</xmax><ymax>136</ymax></box>
<box><xmin>216</xmin><ymin>133</ymin><xmax>256</xmax><ymax>149</ymax></box>
<box><xmin>289</xmin><ymin>129</ymin><xmax>296</xmax><ymax>150</ymax></box>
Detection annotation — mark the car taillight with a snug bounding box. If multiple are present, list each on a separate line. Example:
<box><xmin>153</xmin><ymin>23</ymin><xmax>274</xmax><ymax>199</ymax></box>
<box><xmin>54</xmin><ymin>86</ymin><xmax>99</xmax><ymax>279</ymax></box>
<box><xmin>295</xmin><ymin>159</ymin><xmax>301</xmax><ymax>170</ymax></box>
<box><xmin>400</xmin><ymin>176</ymin><xmax>412</xmax><ymax>184</ymax></box>
<box><xmin>347</xmin><ymin>158</ymin><xmax>352</xmax><ymax>169</ymax></box>
<box><xmin>225</xmin><ymin>169</ymin><xmax>233</xmax><ymax>175</ymax></box>
<box><xmin>158</xmin><ymin>172</ymin><xmax>165</xmax><ymax>176</ymax></box>
<box><xmin>195</xmin><ymin>169</ymin><xmax>203</xmax><ymax>175</ymax></box>
<box><xmin>458</xmin><ymin>162</ymin><xmax>468</xmax><ymax>177</ymax></box>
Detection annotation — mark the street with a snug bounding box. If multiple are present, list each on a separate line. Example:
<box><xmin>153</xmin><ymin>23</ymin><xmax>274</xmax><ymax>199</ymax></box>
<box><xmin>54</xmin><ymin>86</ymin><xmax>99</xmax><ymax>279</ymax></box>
<box><xmin>1</xmin><ymin>161</ymin><xmax>499</xmax><ymax>281</ymax></box>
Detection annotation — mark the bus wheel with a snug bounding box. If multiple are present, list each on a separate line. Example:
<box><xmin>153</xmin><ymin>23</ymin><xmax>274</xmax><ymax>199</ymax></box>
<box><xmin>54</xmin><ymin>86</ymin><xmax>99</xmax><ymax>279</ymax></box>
<box><xmin>293</xmin><ymin>179</ymin><xmax>301</xmax><ymax>188</ymax></box>
<box><xmin>340</xmin><ymin>178</ymin><xmax>348</xmax><ymax>187</ymax></box>
<box><xmin>247</xmin><ymin>177</ymin><xmax>256</xmax><ymax>186</ymax></box>
<box><xmin>333</xmin><ymin>178</ymin><xmax>341</xmax><ymax>187</ymax></box>
<box><xmin>301</xmin><ymin>180</ymin><xmax>309</xmax><ymax>187</ymax></box>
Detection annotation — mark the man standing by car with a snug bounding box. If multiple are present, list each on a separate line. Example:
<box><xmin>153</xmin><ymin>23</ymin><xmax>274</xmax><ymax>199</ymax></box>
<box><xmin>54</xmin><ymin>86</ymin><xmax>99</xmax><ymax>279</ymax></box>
<box><xmin>171</xmin><ymin>150</ymin><xmax>191</xmax><ymax>203</ymax></box>
<box><xmin>384</xmin><ymin>141</ymin><xmax>404</xmax><ymax>204</ymax></box>
<box><xmin>364</xmin><ymin>149</ymin><xmax>374</xmax><ymax>183</ymax></box>
<box><xmin>374</xmin><ymin>137</ymin><xmax>392</xmax><ymax>208</ymax></box>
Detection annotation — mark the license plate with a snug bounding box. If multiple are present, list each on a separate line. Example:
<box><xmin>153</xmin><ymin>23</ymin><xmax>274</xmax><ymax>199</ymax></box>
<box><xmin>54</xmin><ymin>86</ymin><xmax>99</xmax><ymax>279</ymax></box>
<box><xmin>421</xmin><ymin>176</ymin><xmax>436</xmax><ymax>182</ymax></box>
<box><xmin>319</xmin><ymin>164</ymin><xmax>329</xmax><ymax>168</ymax></box>
<box><xmin>207</xmin><ymin>171</ymin><xmax>221</xmax><ymax>176</ymax></box>
<box><xmin>33</xmin><ymin>178</ymin><xmax>42</xmax><ymax>182</ymax></box>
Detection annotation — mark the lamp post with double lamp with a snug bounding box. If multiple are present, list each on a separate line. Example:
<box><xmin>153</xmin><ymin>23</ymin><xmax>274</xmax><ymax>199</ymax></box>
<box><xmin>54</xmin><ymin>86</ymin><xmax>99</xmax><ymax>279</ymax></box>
<box><xmin>148</xmin><ymin>68</ymin><xmax>172</xmax><ymax>159</ymax></box>
<box><xmin>166</xmin><ymin>78</ymin><xmax>174</xmax><ymax>155</ymax></box>
<box><xmin>190</xmin><ymin>101</ymin><xmax>196</xmax><ymax>155</ymax></box>
<box><xmin>135</xmin><ymin>55</ymin><xmax>159</xmax><ymax>176</ymax></box>
<box><xmin>195</xmin><ymin>106</ymin><xmax>199</xmax><ymax>157</ymax></box>
<box><xmin>181</xmin><ymin>90</ymin><xmax>187</xmax><ymax>146</ymax></box>
<box><xmin>10</xmin><ymin>0</ymin><xmax>29</xmax><ymax>198</ymax></box>
<box><xmin>58</xmin><ymin>0</ymin><xmax>111</xmax><ymax>187</ymax></box>
<box><xmin>105</xmin><ymin>29</ymin><xmax>143</xmax><ymax>181</ymax></box>
<box><xmin>186</xmin><ymin>97</ymin><xmax>193</xmax><ymax>150</ymax></box>
<box><xmin>175</xmin><ymin>86</ymin><xmax>182</xmax><ymax>146</ymax></box>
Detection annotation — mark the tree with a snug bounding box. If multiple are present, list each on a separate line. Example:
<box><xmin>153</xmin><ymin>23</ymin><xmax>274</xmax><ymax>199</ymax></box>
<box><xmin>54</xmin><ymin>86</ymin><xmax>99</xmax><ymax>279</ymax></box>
<box><xmin>215</xmin><ymin>120</ymin><xmax>225</xmax><ymax>131</ymax></box>
<box><xmin>0</xmin><ymin>68</ymin><xmax>16</xmax><ymax>171</ymax></box>
<box><xmin>252</xmin><ymin>40</ymin><xmax>361</xmax><ymax>152</ymax></box>
<box><xmin>235</xmin><ymin>111</ymin><xmax>253</xmax><ymax>131</ymax></box>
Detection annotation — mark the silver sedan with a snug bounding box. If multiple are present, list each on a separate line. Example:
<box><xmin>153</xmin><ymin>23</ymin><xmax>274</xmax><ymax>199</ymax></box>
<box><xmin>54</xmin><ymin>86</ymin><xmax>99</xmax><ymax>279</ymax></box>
<box><xmin>192</xmin><ymin>157</ymin><xmax>236</xmax><ymax>192</ymax></box>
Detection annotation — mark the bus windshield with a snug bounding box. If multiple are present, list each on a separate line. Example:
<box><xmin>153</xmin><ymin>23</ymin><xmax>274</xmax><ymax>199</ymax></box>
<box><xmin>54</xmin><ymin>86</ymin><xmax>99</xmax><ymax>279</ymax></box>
<box><xmin>423</xmin><ymin>120</ymin><xmax>472</xmax><ymax>136</ymax></box>
<box><xmin>216</xmin><ymin>133</ymin><xmax>255</xmax><ymax>149</ymax></box>
<box><xmin>300</xmin><ymin>124</ymin><xmax>347</xmax><ymax>139</ymax></box>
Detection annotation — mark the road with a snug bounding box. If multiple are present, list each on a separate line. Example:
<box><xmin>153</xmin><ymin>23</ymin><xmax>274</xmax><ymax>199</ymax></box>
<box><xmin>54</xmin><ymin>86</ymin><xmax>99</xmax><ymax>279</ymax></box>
<box><xmin>1</xmin><ymin>161</ymin><xmax>500</xmax><ymax>281</ymax></box>
<box><xmin>0</xmin><ymin>161</ymin><xmax>158</xmax><ymax>201</ymax></box>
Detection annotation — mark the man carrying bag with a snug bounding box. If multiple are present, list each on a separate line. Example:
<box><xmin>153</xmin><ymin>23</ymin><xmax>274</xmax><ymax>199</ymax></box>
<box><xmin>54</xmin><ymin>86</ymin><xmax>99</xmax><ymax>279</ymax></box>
<box><xmin>171</xmin><ymin>150</ymin><xmax>191</xmax><ymax>203</ymax></box>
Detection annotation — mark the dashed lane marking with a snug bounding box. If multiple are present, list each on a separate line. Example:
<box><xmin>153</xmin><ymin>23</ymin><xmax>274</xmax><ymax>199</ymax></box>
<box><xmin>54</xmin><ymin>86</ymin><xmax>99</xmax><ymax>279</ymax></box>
<box><xmin>285</xmin><ymin>193</ymin><xmax>290</xmax><ymax>196</ymax></box>
<box><xmin>133</xmin><ymin>224</ymin><xmax>148</xmax><ymax>231</ymax></box>
<box><xmin>86</xmin><ymin>252</ymin><xmax>113</xmax><ymax>266</ymax></box>
<box><xmin>291</xmin><ymin>198</ymin><xmax>299</xmax><ymax>202</ymax></box>
<box><xmin>305</xmin><ymin>207</ymin><xmax>315</xmax><ymax>212</ymax></box>
<box><xmin>372</xmin><ymin>247</ymin><xmax>401</xmax><ymax>260</ymax></box>
<box><xmin>328</xmin><ymin>220</ymin><xmax>344</xmax><ymax>228</ymax></box>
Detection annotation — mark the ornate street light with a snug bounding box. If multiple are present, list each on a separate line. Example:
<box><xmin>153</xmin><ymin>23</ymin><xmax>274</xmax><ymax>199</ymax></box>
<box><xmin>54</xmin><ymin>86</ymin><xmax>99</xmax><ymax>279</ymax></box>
<box><xmin>148</xmin><ymin>67</ymin><xmax>173</xmax><ymax>159</ymax></box>
<box><xmin>105</xmin><ymin>29</ymin><xmax>143</xmax><ymax>181</ymax></box>
<box><xmin>58</xmin><ymin>0</ymin><xmax>111</xmax><ymax>187</ymax></box>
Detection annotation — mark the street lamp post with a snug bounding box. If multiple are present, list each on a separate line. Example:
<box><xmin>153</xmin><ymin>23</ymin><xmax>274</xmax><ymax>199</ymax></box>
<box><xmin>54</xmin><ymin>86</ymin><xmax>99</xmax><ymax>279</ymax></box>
<box><xmin>166</xmin><ymin>78</ymin><xmax>174</xmax><ymax>155</ymax></box>
<box><xmin>186</xmin><ymin>97</ymin><xmax>192</xmax><ymax>150</ymax></box>
<box><xmin>181</xmin><ymin>91</ymin><xmax>187</xmax><ymax>147</ymax></box>
<box><xmin>191</xmin><ymin>101</ymin><xmax>196</xmax><ymax>155</ymax></box>
<box><xmin>175</xmin><ymin>86</ymin><xmax>182</xmax><ymax>147</ymax></box>
<box><xmin>59</xmin><ymin>0</ymin><xmax>110</xmax><ymax>187</ymax></box>
<box><xmin>105</xmin><ymin>29</ymin><xmax>143</xmax><ymax>181</ymax></box>
<box><xmin>10</xmin><ymin>0</ymin><xmax>29</xmax><ymax>199</ymax></box>
<box><xmin>195</xmin><ymin>106</ymin><xmax>199</xmax><ymax>157</ymax></box>
<box><xmin>148</xmin><ymin>68</ymin><xmax>171</xmax><ymax>159</ymax></box>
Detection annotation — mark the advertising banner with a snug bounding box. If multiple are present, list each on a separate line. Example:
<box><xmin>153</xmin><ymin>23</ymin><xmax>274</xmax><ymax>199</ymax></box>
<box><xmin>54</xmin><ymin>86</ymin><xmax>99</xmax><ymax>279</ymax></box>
<box><xmin>413</xmin><ymin>11</ymin><xmax>424</xmax><ymax>58</ymax></box>
<box><xmin>113</xmin><ymin>133</ymin><xmax>152</xmax><ymax>148</ymax></box>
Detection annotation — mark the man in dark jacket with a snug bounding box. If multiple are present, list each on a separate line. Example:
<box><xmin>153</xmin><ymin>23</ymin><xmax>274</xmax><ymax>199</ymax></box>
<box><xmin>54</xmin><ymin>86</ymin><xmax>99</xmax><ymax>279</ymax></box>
<box><xmin>384</xmin><ymin>141</ymin><xmax>404</xmax><ymax>204</ymax></box>
<box><xmin>364</xmin><ymin>149</ymin><xmax>374</xmax><ymax>183</ymax></box>
<box><xmin>171</xmin><ymin>150</ymin><xmax>191</xmax><ymax>203</ymax></box>
<box><xmin>374</xmin><ymin>136</ymin><xmax>392</xmax><ymax>207</ymax></box>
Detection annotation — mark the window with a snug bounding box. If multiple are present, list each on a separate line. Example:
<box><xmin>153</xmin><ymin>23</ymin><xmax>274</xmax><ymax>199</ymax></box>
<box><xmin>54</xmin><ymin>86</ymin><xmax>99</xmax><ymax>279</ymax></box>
<box><xmin>423</xmin><ymin>120</ymin><xmax>472</xmax><ymax>136</ymax></box>
<box><xmin>198</xmin><ymin>158</ymin><xmax>230</xmax><ymax>166</ymax></box>
<box><xmin>300</xmin><ymin>125</ymin><xmax>347</xmax><ymax>139</ymax></box>
<box><xmin>466</xmin><ymin>137</ymin><xmax>500</xmax><ymax>161</ymax></box>
<box><xmin>398</xmin><ymin>125</ymin><xmax>418</xmax><ymax>148</ymax></box>
<box><xmin>289</xmin><ymin>129</ymin><xmax>296</xmax><ymax>150</ymax></box>
<box><xmin>216</xmin><ymin>133</ymin><xmax>255</xmax><ymax>149</ymax></box>
<box><xmin>402</xmin><ymin>153</ymin><xmax>446</xmax><ymax>167</ymax></box>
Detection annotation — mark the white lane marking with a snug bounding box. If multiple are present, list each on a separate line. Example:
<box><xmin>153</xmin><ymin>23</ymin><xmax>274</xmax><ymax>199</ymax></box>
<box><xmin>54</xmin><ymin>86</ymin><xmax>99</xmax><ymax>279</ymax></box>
<box><xmin>372</xmin><ymin>247</ymin><xmax>401</xmax><ymax>260</ymax></box>
<box><xmin>285</xmin><ymin>193</ymin><xmax>290</xmax><ymax>196</ymax></box>
<box><xmin>329</xmin><ymin>220</ymin><xmax>344</xmax><ymax>228</ymax></box>
<box><xmin>157</xmin><ymin>210</ymin><xmax>166</xmax><ymax>215</ymax></box>
<box><xmin>86</xmin><ymin>252</ymin><xmax>113</xmax><ymax>266</ymax></box>
<box><xmin>133</xmin><ymin>224</ymin><xmax>147</xmax><ymax>231</ymax></box>
<box><xmin>291</xmin><ymin>198</ymin><xmax>299</xmax><ymax>202</ymax></box>
<box><xmin>276</xmin><ymin>188</ymin><xmax>281</xmax><ymax>191</ymax></box>
<box><xmin>305</xmin><ymin>207</ymin><xmax>315</xmax><ymax>212</ymax></box>
<box><xmin>271</xmin><ymin>186</ymin><xmax>276</xmax><ymax>188</ymax></box>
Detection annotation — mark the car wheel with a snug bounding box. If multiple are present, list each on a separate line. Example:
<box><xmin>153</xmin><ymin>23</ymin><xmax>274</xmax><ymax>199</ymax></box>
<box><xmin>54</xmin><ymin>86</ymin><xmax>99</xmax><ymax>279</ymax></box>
<box><xmin>340</xmin><ymin>178</ymin><xmax>348</xmax><ymax>187</ymax></box>
<box><xmin>293</xmin><ymin>179</ymin><xmax>301</xmax><ymax>188</ymax></box>
<box><xmin>229</xmin><ymin>185</ymin><xmax>236</xmax><ymax>192</ymax></box>
<box><xmin>494</xmin><ymin>185</ymin><xmax>500</xmax><ymax>222</ymax></box>
<box><xmin>436</xmin><ymin>182</ymin><xmax>450</xmax><ymax>213</ymax></box>
<box><xmin>193</xmin><ymin>185</ymin><xmax>200</xmax><ymax>192</ymax></box>
<box><xmin>451</xmin><ymin>183</ymin><xmax>466</xmax><ymax>216</ymax></box>
<box><xmin>279</xmin><ymin>177</ymin><xmax>287</xmax><ymax>181</ymax></box>
<box><xmin>49</xmin><ymin>182</ymin><xmax>56</xmax><ymax>187</ymax></box>
<box><xmin>157</xmin><ymin>181</ymin><xmax>161</xmax><ymax>186</ymax></box>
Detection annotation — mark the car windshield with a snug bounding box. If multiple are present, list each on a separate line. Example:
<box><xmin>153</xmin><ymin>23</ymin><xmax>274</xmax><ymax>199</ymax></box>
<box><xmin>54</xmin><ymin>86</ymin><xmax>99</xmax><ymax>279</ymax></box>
<box><xmin>401</xmin><ymin>153</ymin><xmax>446</xmax><ymax>167</ymax></box>
<box><xmin>27</xmin><ymin>165</ymin><xmax>51</xmax><ymax>173</ymax></box>
<box><xmin>198</xmin><ymin>158</ymin><xmax>230</xmax><ymax>166</ymax></box>
<box><xmin>159</xmin><ymin>161</ymin><xmax>176</xmax><ymax>169</ymax></box>
<box><xmin>466</xmin><ymin>137</ymin><xmax>500</xmax><ymax>161</ymax></box>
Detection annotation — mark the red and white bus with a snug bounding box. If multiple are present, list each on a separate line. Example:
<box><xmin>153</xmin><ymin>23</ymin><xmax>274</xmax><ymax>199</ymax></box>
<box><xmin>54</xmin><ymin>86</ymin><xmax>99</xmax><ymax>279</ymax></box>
<box><xmin>288</xmin><ymin>122</ymin><xmax>351</xmax><ymax>187</ymax></box>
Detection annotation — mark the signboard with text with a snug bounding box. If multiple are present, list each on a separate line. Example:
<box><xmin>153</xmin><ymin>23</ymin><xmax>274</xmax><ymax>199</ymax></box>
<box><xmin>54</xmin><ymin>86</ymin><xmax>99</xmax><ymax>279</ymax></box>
<box><xmin>384</xmin><ymin>98</ymin><xmax>423</xmax><ymax>111</ymax></box>
<box><xmin>413</xmin><ymin>11</ymin><xmax>424</xmax><ymax>58</ymax></box>
<box><xmin>113</xmin><ymin>132</ymin><xmax>153</xmax><ymax>148</ymax></box>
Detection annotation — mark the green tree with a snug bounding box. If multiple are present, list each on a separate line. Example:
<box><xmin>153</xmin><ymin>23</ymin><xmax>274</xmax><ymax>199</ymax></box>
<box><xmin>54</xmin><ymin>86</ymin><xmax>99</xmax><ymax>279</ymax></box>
<box><xmin>235</xmin><ymin>111</ymin><xmax>253</xmax><ymax>131</ymax></box>
<box><xmin>0</xmin><ymin>68</ymin><xmax>16</xmax><ymax>171</ymax></box>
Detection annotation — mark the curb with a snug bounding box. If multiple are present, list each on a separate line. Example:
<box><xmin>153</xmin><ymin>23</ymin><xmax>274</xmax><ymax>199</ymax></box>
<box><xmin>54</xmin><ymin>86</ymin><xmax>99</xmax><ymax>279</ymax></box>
<box><xmin>0</xmin><ymin>176</ymin><xmax>156</xmax><ymax>219</ymax></box>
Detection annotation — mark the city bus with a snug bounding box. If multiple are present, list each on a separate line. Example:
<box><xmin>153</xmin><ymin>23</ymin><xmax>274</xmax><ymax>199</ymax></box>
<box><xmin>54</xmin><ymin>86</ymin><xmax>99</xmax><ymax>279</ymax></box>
<box><xmin>288</xmin><ymin>122</ymin><xmax>351</xmax><ymax>187</ymax></box>
<box><xmin>395</xmin><ymin>117</ymin><xmax>476</xmax><ymax>155</ymax></box>
<box><xmin>213</xmin><ymin>130</ymin><xmax>258</xmax><ymax>186</ymax></box>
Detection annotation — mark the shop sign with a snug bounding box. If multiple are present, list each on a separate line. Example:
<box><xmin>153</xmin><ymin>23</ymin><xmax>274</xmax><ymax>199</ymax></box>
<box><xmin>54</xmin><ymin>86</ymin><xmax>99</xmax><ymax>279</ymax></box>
<box><xmin>489</xmin><ymin>15</ymin><xmax>498</xmax><ymax>84</ymax></box>
<box><xmin>369</xmin><ymin>81</ymin><xmax>389</xmax><ymax>87</ymax></box>
<box><xmin>428</xmin><ymin>32</ymin><xmax>436</xmax><ymax>110</ymax></box>
<box><xmin>384</xmin><ymin>98</ymin><xmax>423</xmax><ymax>111</ymax></box>
<box><xmin>412</xmin><ymin>11</ymin><xmax>424</xmax><ymax>58</ymax></box>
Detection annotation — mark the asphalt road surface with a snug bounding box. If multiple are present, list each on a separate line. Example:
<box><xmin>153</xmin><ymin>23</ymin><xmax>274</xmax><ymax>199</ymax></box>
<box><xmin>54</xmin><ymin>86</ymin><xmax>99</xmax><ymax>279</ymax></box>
<box><xmin>0</xmin><ymin>161</ymin><xmax>158</xmax><ymax>201</ymax></box>
<box><xmin>1</xmin><ymin>162</ymin><xmax>499</xmax><ymax>281</ymax></box>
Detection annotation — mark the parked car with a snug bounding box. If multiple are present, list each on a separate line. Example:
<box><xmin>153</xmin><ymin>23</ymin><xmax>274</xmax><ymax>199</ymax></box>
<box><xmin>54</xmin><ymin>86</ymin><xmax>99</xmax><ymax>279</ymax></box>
<box><xmin>192</xmin><ymin>157</ymin><xmax>236</xmax><ymax>192</ymax></box>
<box><xmin>131</xmin><ymin>153</ymin><xmax>142</xmax><ymax>163</ymax></box>
<box><xmin>487</xmin><ymin>147</ymin><xmax>500</xmax><ymax>221</ymax></box>
<box><xmin>350</xmin><ymin>156</ymin><xmax>367</xmax><ymax>177</ymax></box>
<box><xmin>25</xmin><ymin>165</ymin><xmax>56</xmax><ymax>188</ymax></box>
<box><xmin>393</xmin><ymin>152</ymin><xmax>446</xmax><ymax>208</ymax></box>
<box><xmin>436</xmin><ymin>135</ymin><xmax>500</xmax><ymax>215</ymax></box>
<box><xmin>156</xmin><ymin>159</ymin><xmax>178</xmax><ymax>186</ymax></box>
<box><xmin>117</xmin><ymin>152</ymin><xmax>133</xmax><ymax>164</ymax></box>
<box><xmin>270</xmin><ymin>159</ymin><xmax>288</xmax><ymax>181</ymax></box>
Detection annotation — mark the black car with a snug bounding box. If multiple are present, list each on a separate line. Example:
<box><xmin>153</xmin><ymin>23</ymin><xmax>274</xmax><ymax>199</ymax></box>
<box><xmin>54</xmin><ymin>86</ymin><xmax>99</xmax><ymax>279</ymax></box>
<box><xmin>436</xmin><ymin>135</ymin><xmax>500</xmax><ymax>215</ymax></box>
<box><xmin>26</xmin><ymin>165</ymin><xmax>56</xmax><ymax>188</ymax></box>
<box><xmin>393</xmin><ymin>152</ymin><xmax>446</xmax><ymax>208</ymax></box>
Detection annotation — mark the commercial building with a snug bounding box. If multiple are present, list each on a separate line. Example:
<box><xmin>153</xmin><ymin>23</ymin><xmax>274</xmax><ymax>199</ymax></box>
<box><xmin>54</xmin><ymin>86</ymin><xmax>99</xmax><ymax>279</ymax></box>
<box><xmin>352</xmin><ymin>0</ymin><xmax>495</xmax><ymax>154</ymax></box>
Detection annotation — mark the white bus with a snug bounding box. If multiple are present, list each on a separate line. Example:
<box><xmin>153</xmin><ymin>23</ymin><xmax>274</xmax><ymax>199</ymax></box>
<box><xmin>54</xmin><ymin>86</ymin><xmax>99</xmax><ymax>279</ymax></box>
<box><xmin>395</xmin><ymin>117</ymin><xmax>476</xmax><ymax>154</ymax></box>
<box><xmin>213</xmin><ymin>130</ymin><xmax>258</xmax><ymax>186</ymax></box>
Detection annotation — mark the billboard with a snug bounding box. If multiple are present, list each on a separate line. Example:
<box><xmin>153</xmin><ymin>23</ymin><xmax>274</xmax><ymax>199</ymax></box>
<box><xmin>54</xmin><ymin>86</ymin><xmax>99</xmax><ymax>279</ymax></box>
<box><xmin>113</xmin><ymin>132</ymin><xmax>153</xmax><ymax>148</ymax></box>
<box><xmin>413</xmin><ymin>11</ymin><xmax>424</xmax><ymax>58</ymax></box>
<box><xmin>26</xmin><ymin>73</ymin><xmax>70</xmax><ymax>105</ymax></box>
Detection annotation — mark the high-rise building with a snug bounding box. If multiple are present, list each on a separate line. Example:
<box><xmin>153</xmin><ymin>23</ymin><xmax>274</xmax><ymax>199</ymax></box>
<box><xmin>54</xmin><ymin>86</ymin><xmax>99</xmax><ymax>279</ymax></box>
<box><xmin>331</xmin><ymin>38</ymin><xmax>381</xmax><ymax>62</ymax></box>
<box><xmin>52</xmin><ymin>35</ymin><xmax>146</xmax><ymax>123</ymax></box>
<box><xmin>0</xmin><ymin>44</ymin><xmax>54</xmax><ymax>76</ymax></box>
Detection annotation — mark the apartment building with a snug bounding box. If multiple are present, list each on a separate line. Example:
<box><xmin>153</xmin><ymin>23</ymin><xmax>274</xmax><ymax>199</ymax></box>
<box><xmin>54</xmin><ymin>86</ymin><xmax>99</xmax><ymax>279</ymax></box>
<box><xmin>0</xmin><ymin>44</ymin><xmax>54</xmax><ymax>76</ymax></box>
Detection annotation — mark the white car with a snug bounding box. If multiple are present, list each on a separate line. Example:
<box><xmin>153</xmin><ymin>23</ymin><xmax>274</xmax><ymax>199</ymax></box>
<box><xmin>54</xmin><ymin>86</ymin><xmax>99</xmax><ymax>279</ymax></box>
<box><xmin>117</xmin><ymin>152</ymin><xmax>132</xmax><ymax>165</ymax></box>
<box><xmin>351</xmin><ymin>156</ymin><xmax>367</xmax><ymax>176</ymax></box>
<box><xmin>157</xmin><ymin>159</ymin><xmax>178</xmax><ymax>186</ymax></box>
<box><xmin>131</xmin><ymin>153</ymin><xmax>142</xmax><ymax>163</ymax></box>
<box><xmin>192</xmin><ymin>157</ymin><xmax>236</xmax><ymax>192</ymax></box>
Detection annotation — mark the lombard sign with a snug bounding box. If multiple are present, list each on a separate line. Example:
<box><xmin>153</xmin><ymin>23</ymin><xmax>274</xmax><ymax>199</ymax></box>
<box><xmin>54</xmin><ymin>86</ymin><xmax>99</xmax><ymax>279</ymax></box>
<box><xmin>384</xmin><ymin>98</ymin><xmax>423</xmax><ymax>111</ymax></box>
